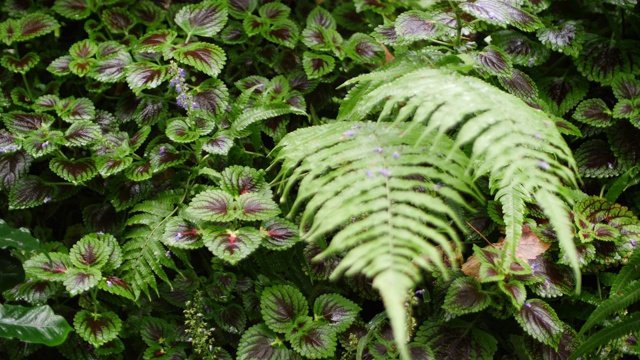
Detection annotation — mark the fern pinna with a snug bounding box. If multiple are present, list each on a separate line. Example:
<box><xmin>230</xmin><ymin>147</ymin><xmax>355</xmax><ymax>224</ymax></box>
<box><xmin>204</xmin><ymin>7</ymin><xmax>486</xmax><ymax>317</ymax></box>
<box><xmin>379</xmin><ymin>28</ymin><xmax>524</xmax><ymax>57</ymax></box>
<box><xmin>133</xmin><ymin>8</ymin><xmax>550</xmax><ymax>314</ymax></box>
<box><xmin>272</xmin><ymin>51</ymin><xmax>581</xmax><ymax>357</ymax></box>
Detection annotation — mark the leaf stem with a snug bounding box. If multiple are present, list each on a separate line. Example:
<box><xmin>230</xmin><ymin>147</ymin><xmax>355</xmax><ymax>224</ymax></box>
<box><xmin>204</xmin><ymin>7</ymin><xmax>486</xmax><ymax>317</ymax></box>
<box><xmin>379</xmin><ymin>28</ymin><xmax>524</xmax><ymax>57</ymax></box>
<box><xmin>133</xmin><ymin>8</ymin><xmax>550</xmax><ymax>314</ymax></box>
<box><xmin>21</xmin><ymin>73</ymin><xmax>34</xmax><ymax>101</ymax></box>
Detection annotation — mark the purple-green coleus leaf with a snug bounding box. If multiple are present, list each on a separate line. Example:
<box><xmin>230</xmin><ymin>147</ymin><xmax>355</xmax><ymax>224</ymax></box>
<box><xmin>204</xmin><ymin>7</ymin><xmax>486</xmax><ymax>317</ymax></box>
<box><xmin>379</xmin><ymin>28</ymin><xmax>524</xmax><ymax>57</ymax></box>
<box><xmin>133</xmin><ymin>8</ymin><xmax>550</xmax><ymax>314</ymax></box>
<box><xmin>498</xmin><ymin>69</ymin><xmax>538</xmax><ymax>101</ymax></box>
<box><xmin>101</xmin><ymin>8</ymin><xmax>135</xmax><ymax>34</ymax></box>
<box><xmin>490</xmin><ymin>30</ymin><xmax>550</xmax><ymax>67</ymax></box>
<box><xmin>98</xmin><ymin>276</ymin><xmax>135</xmax><ymax>301</ymax></box>
<box><xmin>237</xmin><ymin>323</ymin><xmax>291</xmax><ymax>360</ymax></box>
<box><xmin>345</xmin><ymin>33</ymin><xmax>384</xmax><ymax>63</ymax></box>
<box><xmin>461</xmin><ymin>0</ymin><xmax>542</xmax><ymax>32</ymax></box>
<box><xmin>260</xmin><ymin>284</ymin><xmax>308</xmax><ymax>334</ymax></box>
<box><xmin>175</xmin><ymin>0</ymin><xmax>228</xmax><ymax>38</ymax></box>
<box><xmin>260</xmin><ymin>218</ymin><xmax>299</xmax><ymax>250</ymax></box>
<box><xmin>63</xmin><ymin>267</ymin><xmax>101</xmax><ymax>295</ymax></box>
<box><xmin>172</xmin><ymin>42</ymin><xmax>226</xmax><ymax>78</ymax></box>
<box><xmin>166</xmin><ymin>118</ymin><xmax>200</xmax><ymax>143</ymax></box>
<box><xmin>612</xmin><ymin>73</ymin><xmax>640</xmax><ymax>100</ymax></box>
<box><xmin>214</xmin><ymin>303</ymin><xmax>246</xmax><ymax>334</ymax></box>
<box><xmin>64</xmin><ymin>121</ymin><xmax>101</xmax><ymax>147</ymax></box>
<box><xmin>313</xmin><ymin>293</ymin><xmax>360</xmax><ymax>332</ymax></box>
<box><xmin>134</xmin><ymin>97</ymin><xmax>167</xmax><ymax>126</ymax></box>
<box><xmin>132</xmin><ymin>1</ymin><xmax>164</xmax><ymax>27</ymax></box>
<box><xmin>3</xmin><ymin>112</ymin><xmax>54</xmax><ymax>135</ymax></box>
<box><xmin>32</xmin><ymin>95</ymin><xmax>59</xmax><ymax>112</ymax></box>
<box><xmin>23</xmin><ymin>252</ymin><xmax>70</xmax><ymax>282</ymax></box>
<box><xmin>0</xmin><ymin>52</ymin><xmax>39</xmax><ymax>74</ymax></box>
<box><xmin>258</xmin><ymin>2</ymin><xmax>290</xmax><ymax>21</ymax></box>
<box><xmin>47</xmin><ymin>55</ymin><xmax>73</xmax><ymax>76</ymax></box>
<box><xmin>22</xmin><ymin>129</ymin><xmax>63</xmax><ymax>158</ymax></box>
<box><xmin>608</xmin><ymin>122</ymin><xmax>640</xmax><ymax>171</ymax></box>
<box><xmin>575</xmin><ymin>35</ymin><xmax>640</xmax><ymax>85</ymax></box>
<box><xmin>538</xmin><ymin>76</ymin><xmax>589</xmax><ymax>117</ymax></box>
<box><xmin>515</xmin><ymin>299</ymin><xmax>563</xmax><ymax>348</ymax></box>
<box><xmin>52</xmin><ymin>0</ymin><xmax>92</xmax><ymax>20</ymax></box>
<box><xmin>220</xmin><ymin>21</ymin><xmax>248</xmax><ymax>44</ymax></box>
<box><xmin>203</xmin><ymin>227</ymin><xmax>262</xmax><ymax>264</ymax></box>
<box><xmin>394</xmin><ymin>10</ymin><xmax>440</xmax><ymax>43</ymax></box>
<box><xmin>236</xmin><ymin>193</ymin><xmax>280</xmax><ymax>221</ymax></box>
<box><xmin>498</xmin><ymin>279</ymin><xmax>526</xmax><ymax>309</ymax></box>
<box><xmin>303</xmin><ymin>51</ymin><xmax>335</xmax><ymax>79</ymax></box>
<box><xmin>289</xmin><ymin>322</ymin><xmax>337</xmax><ymax>359</ymax></box>
<box><xmin>574</xmin><ymin>139</ymin><xmax>622</xmax><ymax>178</ymax></box>
<box><xmin>162</xmin><ymin>217</ymin><xmax>203</xmax><ymax>249</ymax></box>
<box><xmin>125</xmin><ymin>160</ymin><xmax>153</xmax><ymax>181</ymax></box>
<box><xmin>573</xmin><ymin>99</ymin><xmax>614</xmax><ymax>127</ymax></box>
<box><xmin>536</xmin><ymin>20</ymin><xmax>584</xmax><ymax>56</ymax></box>
<box><xmin>136</xmin><ymin>29</ymin><xmax>177</xmax><ymax>54</ymax></box>
<box><xmin>50</xmin><ymin>157</ymin><xmax>98</xmax><ymax>183</ymax></box>
<box><xmin>307</xmin><ymin>6</ymin><xmax>336</xmax><ymax>30</ymax></box>
<box><xmin>69</xmin><ymin>58</ymin><xmax>95</xmax><ymax>77</ymax></box>
<box><xmin>525</xmin><ymin>324</ymin><xmax>578</xmax><ymax>360</ymax></box>
<box><xmin>228</xmin><ymin>0</ymin><xmax>258</xmax><ymax>19</ymax></box>
<box><xmin>354</xmin><ymin>0</ymin><xmax>394</xmax><ymax>14</ymax></box>
<box><xmin>68</xmin><ymin>234</ymin><xmax>109</xmax><ymax>269</ymax></box>
<box><xmin>148</xmin><ymin>143</ymin><xmax>186</xmax><ymax>172</ymax></box>
<box><xmin>3</xmin><ymin>12</ymin><xmax>60</xmax><ymax>45</ymax></box>
<box><xmin>263</xmin><ymin>19</ymin><xmax>299</xmax><ymax>48</ymax></box>
<box><xmin>475</xmin><ymin>45</ymin><xmax>513</xmax><ymax>77</ymax></box>
<box><xmin>0</xmin><ymin>151</ymin><xmax>31</xmax><ymax>190</ymax></box>
<box><xmin>96</xmin><ymin>156</ymin><xmax>133</xmax><ymax>177</ymax></box>
<box><xmin>91</xmin><ymin>50</ymin><xmax>132</xmax><ymax>83</ymax></box>
<box><xmin>243</xmin><ymin>14</ymin><xmax>269</xmax><ymax>36</ymax></box>
<box><xmin>56</xmin><ymin>97</ymin><xmax>95</xmax><ymax>122</ymax></box>
<box><xmin>125</xmin><ymin>62</ymin><xmax>168</xmax><ymax>94</ymax></box>
<box><xmin>187</xmin><ymin>189</ymin><xmax>235</xmax><ymax>222</ymax></box>
<box><xmin>4</xmin><ymin>280</ymin><xmax>57</xmax><ymax>305</ymax></box>
<box><xmin>9</xmin><ymin>176</ymin><xmax>59</xmax><ymax>209</ymax></box>
<box><xmin>191</xmin><ymin>78</ymin><xmax>229</xmax><ymax>120</ymax></box>
<box><xmin>415</xmin><ymin>320</ymin><xmax>498</xmax><ymax>359</ymax></box>
<box><xmin>443</xmin><ymin>277</ymin><xmax>491</xmax><ymax>316</ymax></box>
<box><xmin>207</xmin><ymin>271</ymin><xmax>236</xmax><ymax>302</ymax></box>
<box><xmin>140</xmin><ymin>317</ymin><xmax>176</xmax><ymax>347</ymax></box>
<box><xmin>301</xmin><ymin>25</ymin><xmax>342</xmax><ymax>52</ymax></box>
<box><xmin>0</xmin><ymin>130</ymin><xmax>19</xmax><ymax>153</ymax></box>
<box><xmin>73</xmin><ymin>310</ymin><xmax>122</xmax><ymax>347</ymax></box>
<box><xmin>69</xmin><ymin>39</ymin><xmax>97</xmax><ymax>59</ymax></box>
<box><xmin>202</xmin><ymin>131</ymin><xmax>234</xmax><ymax>155</ymax></box>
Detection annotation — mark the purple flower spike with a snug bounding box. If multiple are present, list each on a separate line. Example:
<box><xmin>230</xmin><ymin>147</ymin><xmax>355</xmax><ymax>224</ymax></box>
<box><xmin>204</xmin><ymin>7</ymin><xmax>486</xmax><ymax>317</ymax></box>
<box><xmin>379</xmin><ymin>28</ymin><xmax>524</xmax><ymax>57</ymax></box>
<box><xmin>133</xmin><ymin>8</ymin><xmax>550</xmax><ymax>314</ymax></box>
<box><xmin>176</xmin><ymin>84</ymin><xmax>182</xmax><ymax>93</ymax></box>
<box><xmin>169</xmin><ymin>78</ymin><xmax>176</xmax><ymax>87</ymax></box>
<box><xmin>373</xmin><ymin>147</ymin><xmax>383</xmax><ymax>153</ymax></box>
<box><xmin>379</xmin><ymin>169</ymin><xmax>391</xmax><ymax>177</ymax></box>
<box><xmin>393</xmin><ymin>152</ymin><xmax>400</xmax><ymax>159</ymax></box>
<box><xmin>179</xmin><ymin>68</ymin><xmax>186</xmax><ymax>78</ymax></box>
<box><xmin>41</xmin><ymin>141</ymin><xmax>49</xmax><ymax>148</ymax></box>
<box><xmin>192</xmin><ymin>102</ymin><xmax>200</xmax><ymax>109</ymax></box>
<box><xmin>632</xmin><ymin>240</ymin><xmax>637</xmax><ymax>247</ymax></box>
<box><xmin>159</xmin><ymin>146</ymin><xmax>166</xmax><ymax>155</ymax></box>
<box><xmin>343</xmin><ymin>130</ymin><xmax>355</xmax><ymax>137</ymax></box>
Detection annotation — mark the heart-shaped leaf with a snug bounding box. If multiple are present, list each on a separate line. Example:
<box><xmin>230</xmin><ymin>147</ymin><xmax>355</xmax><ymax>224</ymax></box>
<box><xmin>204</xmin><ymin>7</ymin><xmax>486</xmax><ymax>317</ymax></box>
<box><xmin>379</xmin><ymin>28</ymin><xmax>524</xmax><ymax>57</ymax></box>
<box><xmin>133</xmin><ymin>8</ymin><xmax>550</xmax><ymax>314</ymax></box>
<box><xmin>74</xmin><ymin>310</ymin><xmax>122</xmax><ymax>347</ymax></box>
<box><xmin>611</xmin><ymin>73</ymin><xmax>640</xmax><ymax>100</ymax></box>
<box><xmin>69</xmin><ymin>235</ymin><xmax>109</xmax><ymax>269</ymax></box>
<box><xmin>166</xmin><ymin>118</ymin><xmax>200</xmax><ymax>143</ymax></box>
<box><xmin>313</xmin><ymin>293</ymin><xmax>360</xmax><ymax>332</ymax></box>
<box><xmin>214</xmin><ymin>303</ymin><xmax>246</xmax><ymax>334</ymax></box>
<box><xmin>134</xmin><ymin>97</ymin><xmax>168</xmax><ymax>126</ymax></box>
<box><xmin>24</xmin><ymin>252</ymin><xmax>69</xmax><ymax>281</ymax></box>
<box><xmin>498</xmin><ymin>280</ymin><xmax>526</xmax><ymax>309</ymax></box>
<box><xmin>289</xmin><ymin>323</ymin><xmax>337</xmax><ymax>359</ymax></box>
<box><xmin>259</xmin><ymin>2</ymin><xmax>290</xmax><ymax>21</ymax></box>
<box><xmin>237</xmin><ymin>323</ymin><xmax>290</xmax><ymax>360</ymax></box>
<box><xmin>162</xmin><ymin>217</ymin><xmax>203</xmax><ymax>249</ymax></box>
<box><xmin>56</xmin><ymin>97</ymin><xmax>95</xmax><ymax>122</ymax></box>
<box><xmin>63</xmin><ymin>267</ymin><xmax>101</xmax><ymax>295</ymax></box>
<box><xmin>140</xmin><ymin>317</ymin><xmax>175</xmax><ymax>347</ymax></box>
<box><xmin>243</xmin><ymin>14</ymin><xmax>269</xmax><ymax>36</ymax></box>
<box><xmin>172</xmin><ymin>42</ymin><xmax>226</xmax><ymax>77</ymax></box>
<box><xmin>0</xmin><ymin>151</ymin><xmax>31</xmax><ymax>190</ymax></box>
<box><xmin>574</xmin><ymin>140</ymin><xmax>621</xmax><ymax>178</ymax></box>
<box><xmin>53</xmin><ymin>0</ymin><xmax>91</xmax><ymax>20</ymax></box>
<box><xmin>9</xmin><ymin>176</ymin><xmax>58</xmax><ymax>209</ymax></box>
<box><xmin>101</xmin><ymin>8</ymin><xmax>135</xmax><ymax>34</ymax></box>
<box><xmin>133</xmin><ymin>1</ymin><xmax>164</xmax><ymax>27</ymax></box>
<box><xmin>0</xmin><ymin>304</ymin><xmax>73</xmax><ymax>346</ymax></box>
<box><xmin>220</xmin><ymin>166</ymin><xmax>269</xmax><ymax>196</ymax></box>
<box><xmin>207</xmin><ymin>271</ymin><xmax>236</xmax><ymax>302</ymax></box>
<box><xmin>573</xmin><ymin>99</ymin><xmax>614</xmax><ymax>127</ymax></box>
<box><xmin>96</xmin><ymin>156</ymin><xmax>133</xmax><ymax>177</ymax></box>
<box><xmin>499</xmin><ymin>69</ymin><xmax>538</xmax><ymax>101</ymax></box>
<box><xmin>525</xmin><ymin>324</ymin><xmax>578</xmax><ymax>360</ymax></box>
<box><xmin>416</xmin><ymin>320</ymin><xmax>498</xmax><ymax>359</ymax></box>
<box><xmin>303</xmin><ymin>51</ymin><xmax>335</xmax><ymax>79</ymax></box>
<box><xmin>204</xmin><ymin>227</ymin><xmax>261</xmax><ymax>264</ymax></box>
<box><xmin>443</xmin><ymin>277</ymin><xmax>491</xmax><ymax>316</ymax></box>
<box><xmin>125</xmin><ymin>160</ymin><xmax>153</xmax><ymax>181</ymax></box>
<box><xmin>228</xmin><ymin>0</ymin><xmax>258</xmax><ymax>19</ymax></box>
<box><xmin>515</xmin><ymin>299</ymin><xmax>563</xmax><ymax>348</ymax></box>
<box><xmin>125</xmin><ymin>62</ymin><xmax>167</xmax><ymax>94</ymax></box>
<box><xmin>263</xmin><ymin>19</ymin><xmax>299</xmax><ymax>48</ymax></box>
<box><xmin>98</xmin><ymin>277</ymin><xmax>134</xmax><ymax>301</ymax></box>
<box><xmin>50</xmin><ymin>157</ymin><xmax>98</xmax><ymax>183</ymax></box>
<box><xmin>575</xmin><ymin>35</ymin><xmax>640</xmax><ymax>85</ymax></box>
<box><xmin>187</xmin><ymin>189</ymin><xmax>235</xmax><ymax>222</ymax></box>
<box><xmin>307</xmin><ymin>6</ymin><xmax>336</xmax><ymax>30</ymax></box>
<box><xmin>69</xmin><ymin>39</ymin><xmax>97</xmax><ymax>59</ymax></box>
<box><xmin>236</xmin><ymin>193</ymin><xmax>280</xmax><ymax>221</ymax></box>
<box><xmin>260</xmin><ymin>284</ymin><xmax>308</xmax><ymax>334</ymax></box>
<box><xmin>1</xmin><ymin>52</ymin><xmax>39</xmax><ymax>74</ymax></box>
<box><xmin>32</xmin><ymin>94</ymin><xmax>59</xmax><ymax>112</ymax></box>
<box><xmin>47</xmin><ymin>55</ymin><xmax>72</xmax><ymax>76</ymax></box>
<box><xmin>175</xmin><ymin>0</ymin><xmax>228</xmax><ymax>38</ymax></box>
<box><xmin>202</xmin><ymin>131</ymin><xmax>234</xmax><ymax>155</ymax></box>
<box><xmin>191</xmin><ymin>78</ymin><xmax>229</xmax><ymax>120</ymax></box>
<box><xmin>136</xmin><ymin>29</ymin><xmax>177</xmax><ymax>54</ymax></box>
<box><xmin>538</xmin><ymin>76</ymin><xmax>589</xmax><ymax>117</ymax></box>
<box><xmin>15</xmin><ymin>12</ymin><xmax>60</xmax><ymax>43</ymax></box>
<box><xmin>537</xmin><ymin>20</ymin><xmax>584</xmax><ymax>56</ymax></box>
<box><xmin>260</xmin><ymin>218</ymin><xmax>299</xmax><ymax>250</ymax></box>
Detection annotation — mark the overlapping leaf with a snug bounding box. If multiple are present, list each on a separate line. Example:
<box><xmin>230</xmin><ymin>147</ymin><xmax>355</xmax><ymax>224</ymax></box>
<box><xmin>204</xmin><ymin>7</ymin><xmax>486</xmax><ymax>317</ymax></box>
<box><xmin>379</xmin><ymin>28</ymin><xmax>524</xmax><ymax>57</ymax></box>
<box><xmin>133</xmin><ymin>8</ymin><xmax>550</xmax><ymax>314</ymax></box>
<box><xmin>237</xmin><ymin>323</ymin><xmax>290</xmax><ymax>360</ymax></box>
<box><xmin>172</xmin><ymin>42</ymin><xmax>226</xmax><ymax>77</ymax></box>
<box><xmin>260</xmin><ymin>285</ymin><xmax>308</xmax><ymax>334</ymax></box>
<box><xmin>1</xmin><ymin>52</ymin><xmax>39</xmax><ymax>74</ymax></box>
<box><xmin>175</xmin><ymin>0</ymin><xmax>228</xmax><ymax>38</ymax></box>
<box><xmin>73</xmin><ymin>310</ymin><xmax>122</xmax><ymax>347</ymax></box>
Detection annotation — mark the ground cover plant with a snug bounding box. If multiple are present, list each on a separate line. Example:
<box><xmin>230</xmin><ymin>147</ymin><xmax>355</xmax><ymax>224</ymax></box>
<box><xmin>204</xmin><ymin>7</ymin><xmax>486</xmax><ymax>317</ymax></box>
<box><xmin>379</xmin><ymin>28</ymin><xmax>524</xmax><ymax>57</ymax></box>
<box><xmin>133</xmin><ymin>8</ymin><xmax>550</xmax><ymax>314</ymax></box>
<box><xmin>1</xmin><ymin>0</ymin><xmax>640</xmax><ymax>359</ymax></box>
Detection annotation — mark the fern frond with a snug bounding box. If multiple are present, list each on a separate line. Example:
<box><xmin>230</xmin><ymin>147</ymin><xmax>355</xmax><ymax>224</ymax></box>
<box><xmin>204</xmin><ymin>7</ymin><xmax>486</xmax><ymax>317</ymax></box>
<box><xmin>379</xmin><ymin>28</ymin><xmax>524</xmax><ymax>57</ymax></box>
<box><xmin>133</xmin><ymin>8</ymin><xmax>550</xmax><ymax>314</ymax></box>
<box><xmin>273</xmin><ymin>121</ymin><xmax>481</xmax><ymax>357</ymax></box>
<box><xmin>120</xmin><ymin>191</ymin><xmax>183</xmax><ymax>299</ymax></box>
<box><xmin>229</xmin><ymin>103</ymin><xmax>306</xmax><ymax>137</ymax></box>
<box><xmin>569</xmin><ymin>312</ymin><xmax>640</xmax><ymax>360</ymax></box>
<box><xmin>338</xmin><ymin>66</ymin><xmax>580</xmax><ymax>287</ymax></box>
<box><xmin>579</xmin><ymin>280</ymin><xmax>640</xmax><ymax>336</ymax></box>
<box><xmin>610</xmin><ymin>248</ymin><xmax>640</xmax><ymax>296</ymax></box>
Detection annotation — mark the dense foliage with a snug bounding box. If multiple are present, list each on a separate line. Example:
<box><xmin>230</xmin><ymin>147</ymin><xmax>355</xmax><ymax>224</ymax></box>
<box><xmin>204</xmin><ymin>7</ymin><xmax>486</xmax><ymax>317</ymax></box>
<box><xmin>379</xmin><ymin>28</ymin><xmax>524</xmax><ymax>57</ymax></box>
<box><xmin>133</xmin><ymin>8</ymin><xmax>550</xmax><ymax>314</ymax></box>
<box><xmin>1</xmin><ymin>0</ymin><xmax>640</xmax><ymax>359</ymax></box>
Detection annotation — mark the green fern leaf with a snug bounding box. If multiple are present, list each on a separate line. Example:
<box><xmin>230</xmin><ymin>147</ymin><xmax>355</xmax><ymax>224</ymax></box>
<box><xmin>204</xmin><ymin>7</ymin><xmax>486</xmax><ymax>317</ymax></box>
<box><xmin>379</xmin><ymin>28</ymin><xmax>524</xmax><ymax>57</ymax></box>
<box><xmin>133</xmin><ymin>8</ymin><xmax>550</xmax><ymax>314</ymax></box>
<box><xmin>570</xmin><ymin>312</ymin><xmax>640</xmax><ymax>360</ymax></box>
<box><xmin>229</xmin><ymin>103</ymin><xmax>306</xmax><ymax>137</ymax></box>
<box><xmin>610</xmin><ymin>248</ymin><xmax>640</xmax><ymax>295</ymax></box>
<box><xmin>579</xmin><ymin>280</ymin><xmax>640</xmax><ymax>336</ymax></box>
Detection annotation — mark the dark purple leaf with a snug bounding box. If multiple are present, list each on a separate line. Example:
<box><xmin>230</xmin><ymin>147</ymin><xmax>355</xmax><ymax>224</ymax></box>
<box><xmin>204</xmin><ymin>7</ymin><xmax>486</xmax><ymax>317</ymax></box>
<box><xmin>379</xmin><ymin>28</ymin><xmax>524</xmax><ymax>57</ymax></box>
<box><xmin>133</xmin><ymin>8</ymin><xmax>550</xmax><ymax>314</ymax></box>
<box><xmin>3</xmin><ymin>112</ymin><xmax>54</xmax><ymax>134</ymax></box>
<box><xmin>395</xmin><ymin>10</ymin><xmax>438</xmax><ymax>42</ymax></box>
<box><xmin>18</xmin><ymin>13</ymin><xmax>60</xmax><ymax>41</ymax></box>
<box><xmin>237</xmin><ymin>324</ymin><xmax>291</xmax><ymax>360</ymax></box>
<box><xmin>214</xmin><ymin>304</ymin><xmax>246</xmax><ymax>334</ymax></box>
<box><xmin>608</xmin><ymin>122</ymin><xmax>640</xmax><ymax>171</ymax></box>
<box><xmin>242</xmin><ymin>14</ymin><xmax>268</xmax><ymax>36</ymax></box>
<box><xmin>63</xmin><ymin>267</ymin><xmax>101</xmax><ymax>295</ymax></box>
<box><xmin>289</xmin><ymin>323</ymin><xmax>337</xmax><ymax>358</ymax></box>
<box><xmin>573</xmin><ymin>99</ymin><xmax>614</xmax><ymax>127</ymax></box>
<box><xmin>101</xmin><ymin>8</ymin><xmax>135</xmax><ymax>34</ymax></box>
<box><xmin>192</xmin><ymin>79</ymin><xmax>229</xmax><ymax>120</ymax></box>
<box><xmin>538</xmin><ymin>76</ymin><xmax>589</xmax><ymax>116</ymax></box>
<box><xmin>443</xmin><ymin>277</ymin><xmax>491</xmax><ymax>315</ymax></box>
<box><xmin>162</xmin><ymin>217</ymin><xmax>202</xmax><ymax>249</ymax></box>
<box><xmin>574</xmin><ymin>139</ymin><xmax>621</xmax><ymax>178</ymax></box>
<box><xmin>32</xmin><ymin>95</ymin><xmax>59</xmax><ymax>112</ymax></box>
<box><xmin>69</xmin><ymin>39</ymin><xmax>97</xmax><ymax>59</ymax></box>
<box><xmin>125</xmin><ymin>160</ymin><xmax>153</xmax><ymax>181</ymax></box>
<box><xmin>9</xmin><ymin>176</ymin><xmax>58</xmax><ymax>209</ymax></box>
<box><xmin>524</xmin><ymin>324</ymin><xmax>578</xmax><ymax>360</ymax></box>
<box><xmin>416</xmin><ymin>321</ymin><xmax>498</xmax><ymax>359</ymax></box>
<box><xmin>499</xmin><ymin>69</ymin><xmax>538</xmax><ymax>100</ymax></box>
<box><xmin>69</xmin><ymin>235</ymin><xmax>108</xmax><ymax>268</ymax></box>
<box><xmin>373</xmin><ymin>24</ymin><xmax>397</xmax><ymax>45</ymax></box>
<box><xmin>56</xmin><ymin>97</ymin><xmax>95</xmax><ymax>122</ymax></box>
<box><xmin>303</xmin><ymin>51</ymin><xmax>335</xmax><ymax>79</ymax></box>
<box><xmin>172</xmin><ymin>42</ymin><xmax>226</xmax><ymax>77</ymax></box>
<box><xmin>575</xmin><ymin>35</ymin><xmax>640</xmax><ymax>85</ymax></box>
<box><xmin>0</xmin><ymin>151</ymin><xmax>31</xmax><ymax>190</ymax></box>
<box><xmin>125</xmin><ymin>62</ymin><xmax>167</xmax><ymax>93</ymax></box>
<box><xmin>187</xmin><ymin>189</ymin><xmax>234</xmax><ymax>222</ymax></box>
<box><xmin>132</xmin><ymin>1</ymin><xmax>164</xmax><ymax>26</ymax></box>
<box><xmin>207</xmin><ymin>271</ymin><xmax>237</xmax><ymax>301</ymax></box>
<box><xmin>0</xmin><ymin>52</ymin><xmax>39</xmax><ymax>74</ymax></box>
<box><xmin>47</xmin><ymin>55</ymin><xmax>72</xmax><ymax>76</ymax></box>
<box><xmin>50</xmin><ymin>157</ymin><xmax>98</xmax><ymax>183</ymax></box>
<box><xmin>140</xmin><ymin>317</ymin><xmax>174</xmax><ymax>347</ymax></box>
<box><xmin>148</xmin><ymin>143</ymin><xmax>185</xmax><ymax>172</ymax></box>
<box><xmin>69</xmin><ymin>58</ymin><xmax>95</xmax><ymax>77</ymax></box>
<box><xmin>346</xmin><ymin>33</ymin><xmax>383</xmax><ymax>63</ymax></box>
<box><xmin>476</xmin><ymin>45</ymin><xmax>512</xmax><ymax>76</ymax></box>
<box><xmin>264</xmin><ymin>20</ymin><xmax>299</xmax><ymax>48</ymax></box>
<box><xmin>92</xmin><ymin>51</ymin><xmax>132</xmax><ymax>83</ymax></box>
<box><xmin>490</xmin><ymin>30</ymin><xmax>549</xmax><ymax>67</ymax></box>
<box><xmin>24</xmin><ymin>253</ymin><xmax>69</xmax><ymax>281</ymax></box>
<box><xmin>202</xmin><ymin>131</ymin><xmax>234</xmax><ymax>155</ymax></box>
<box><xmin>261</xmin><ymin>218</ymin><xmax>300</xmax><ymax>250</ymax></box>
<box><xmin>612</xmin><ymin>73</ymin><xmax>640</xmax><ymax>100</ymax></box>
<box><xmin>134</xmin><ymin>97</ymin><xmax>167</xmax><ymax>126</ymax></box>
<box><xmin>175</xmin><ymin>1</ymin><xmax>228</xmax><ymax>38</ymax></box>
<box><xmin>307</xmin><ymin>7</ymin><xmax>336</xmax><ymax>30</ymax></box>
<box><xmin>53</xmin><ymin>0</ymin><xmax>90</xmax><ymax>20</ymax></box>
<box><xmin>260</xmin><ymin>284</ymin><xmax>308</xmax><ymax>333</ymax></box>
<box><xmin>64</xmin><ymin>121</ymin><xmax>100</xmax><ymax>147</ymax></box>
<box><xmin>235</xmin><ymin>75</ymin><xmax>268</xmax><ymax>93</ymax></box>
<box><xmin>136</xmin><ymin>29</ymin><xmax>177</xmax><ymax>53</ymax></box>
<box><xmin>228</xmin><ymin>0</ymin><xmax>258</xmax><ymax>19</ymax></box>
<box><xmin>313</xmin><ymin>294</ymin><xmax>360</xmax><ymax>332</ymax></box>
<box><xmin>516</xmin><ymin>299</ymin><xmax>563</xmax><ymax>347</ymax></box>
